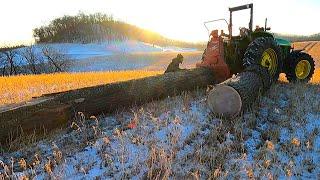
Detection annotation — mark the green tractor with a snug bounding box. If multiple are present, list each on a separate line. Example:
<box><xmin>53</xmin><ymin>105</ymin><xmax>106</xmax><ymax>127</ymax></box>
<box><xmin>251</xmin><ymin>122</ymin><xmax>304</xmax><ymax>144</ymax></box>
<box><xmin>197</xmin><ymin>3</ymin><xmax>315</xmax><ymax>83</ymax></box>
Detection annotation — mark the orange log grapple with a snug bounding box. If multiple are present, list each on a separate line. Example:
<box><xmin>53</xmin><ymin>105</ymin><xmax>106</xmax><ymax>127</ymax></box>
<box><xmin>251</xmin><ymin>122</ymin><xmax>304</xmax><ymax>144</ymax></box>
<box><xmin>196</xmin><ymin>30</ymin><xmax>231</xmax><ymax>83</ymax></box>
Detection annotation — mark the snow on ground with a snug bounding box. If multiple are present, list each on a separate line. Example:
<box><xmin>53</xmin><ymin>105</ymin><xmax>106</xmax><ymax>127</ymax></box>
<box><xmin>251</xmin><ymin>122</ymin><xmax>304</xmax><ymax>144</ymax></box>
<box><xmin>14</xmin><ymin>41</ymin><xmax>197</xmax><ymax>63</ymax></box>
<box><xmin>1</xmin><ymin>83</ymin><xmax>319</xmax><ymax>179</ymax></box>
<box><xmin>69</xmin><ymin>51</ymin><xmax>202</xmax><ymax>72</ymax></box>
<box><xmin>10</xmin><ymin>40</ymin><xmax>199</xmax><ymax>72</ymax></box>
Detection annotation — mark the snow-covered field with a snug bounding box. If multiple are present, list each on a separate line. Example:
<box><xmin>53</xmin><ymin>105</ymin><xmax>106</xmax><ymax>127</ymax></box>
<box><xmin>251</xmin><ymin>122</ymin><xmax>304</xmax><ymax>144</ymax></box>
<box><xmin>11</xmin><ymin>41</ymin><xmax>199</xmax><ymax>72</ymax></box>
<box><xmin>26</xmin><ymin>41</ymin><xmax>196</xmax><ymax>60</ymax></box>
<box><xmin>11</xmin><ymin>41</ymin><xmax>197</xmax><ymax>72</ymax></box>
<box><xmin>1</xmin><ymin>82</ymin><xmax>319</xmax><ymax>179</ymax></box>
<box><xmin>69</xmin><ymin>51</ymin><xmax>202</xmax><ymax>72</ymax></box>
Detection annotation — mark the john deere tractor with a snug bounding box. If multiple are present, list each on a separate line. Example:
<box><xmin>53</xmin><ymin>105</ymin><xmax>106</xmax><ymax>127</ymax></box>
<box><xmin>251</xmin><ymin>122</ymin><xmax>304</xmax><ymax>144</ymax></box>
<box><xmin>197</xmin><ymin>3</ymin><xmax>315</xmax><ymax>83</ymax></box>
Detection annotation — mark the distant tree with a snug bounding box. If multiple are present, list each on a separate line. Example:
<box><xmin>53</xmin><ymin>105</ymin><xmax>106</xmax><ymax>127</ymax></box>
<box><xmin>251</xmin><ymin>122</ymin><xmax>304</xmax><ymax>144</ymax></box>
<box><xmin>32</xmin><ymin>13</ymin><xmax>203</xmax><ymax>49</ymax></box>
<box><xmin>1</xmin><ymin>47</ymin><xmax>19</xmax><ymax>75</ymax></box>
<box><xmin>41</xmin><ymin>46</ymin><xmax>71</xmax><ymax>72</ymax></box>
<box><xmin>0</xmin><ymin>52</ymin><xmax>6</xmax><ymax>76</ymax></box>
<box><xmin>21</xmin><ymin>45</ymin><xmax>44</xmax><ymax>74</ymax></box>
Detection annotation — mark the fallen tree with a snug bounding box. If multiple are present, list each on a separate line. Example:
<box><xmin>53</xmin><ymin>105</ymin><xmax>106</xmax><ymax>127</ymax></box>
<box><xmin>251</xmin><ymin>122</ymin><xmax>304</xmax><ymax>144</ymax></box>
<box><xmin>0</xmin><ymin>64</ymin><xmax>273</xmax><ymax>145</ymax></box>
<box><xmin>207</xmin><ymin>65</ymin><xmax>272</xmax><ymax>118</ymax></box>
<box><xmin>0</xmin><ymin>68</ymin><xmax>215</xmax><ymax>144</ymax></box>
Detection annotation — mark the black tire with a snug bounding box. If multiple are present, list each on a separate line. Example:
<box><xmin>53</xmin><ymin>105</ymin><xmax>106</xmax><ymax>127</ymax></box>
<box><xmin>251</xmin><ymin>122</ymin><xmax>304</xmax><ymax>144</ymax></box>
<box><xmin>285</xmin><ymin>51</ymin><xmax>315</xmax><ymax>83</ymax></box>
<box><xmin>243</xmin><ymin>37</ymin><xmax>283</xmax><ymax>82</ymax></box>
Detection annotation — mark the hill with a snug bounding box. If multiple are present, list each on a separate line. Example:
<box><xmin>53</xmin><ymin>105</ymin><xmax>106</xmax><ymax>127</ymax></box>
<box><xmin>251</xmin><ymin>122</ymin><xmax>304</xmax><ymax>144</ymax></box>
<box><xmin>33</xmin><ymin>13</ymin><xmax>204</xmax><ymax>49</ymax></box>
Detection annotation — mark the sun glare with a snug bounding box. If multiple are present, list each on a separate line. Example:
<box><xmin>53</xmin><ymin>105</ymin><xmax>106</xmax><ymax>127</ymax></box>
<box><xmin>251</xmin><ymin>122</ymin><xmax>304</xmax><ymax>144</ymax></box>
<box><xmin>0</xmin><ymin>0</ymin><xmax>319</xmax><ymax>44</ymax></box>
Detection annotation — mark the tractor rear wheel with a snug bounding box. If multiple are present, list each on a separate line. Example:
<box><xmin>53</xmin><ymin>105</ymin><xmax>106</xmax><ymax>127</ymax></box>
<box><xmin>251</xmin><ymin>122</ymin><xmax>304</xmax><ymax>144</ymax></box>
<box><xmin>285</xmin><ymin>51</ymin><xmax>315</xmax><ymax>83</ymax></box>
<box><xmin>243</xmin><ymin>37</ymin><xmax>283</xmax><ymax>82</ymax></box>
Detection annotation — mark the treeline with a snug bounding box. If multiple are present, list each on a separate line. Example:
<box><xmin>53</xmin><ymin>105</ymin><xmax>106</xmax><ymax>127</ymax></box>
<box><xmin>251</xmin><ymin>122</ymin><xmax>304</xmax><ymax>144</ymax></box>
<box><xmin>274</xmin><ymin>33</ymin><xmax>320</xmax><ymax>42</ymax></box>
<box><xmin>0</xmin><ymin>45</ymin><xmax>70</xmax><ymax>76</ymax></box>
<box><xmin>33</xmin><ymin>13</ymin><xmax>203</xmax><ymax>49</ymax></box>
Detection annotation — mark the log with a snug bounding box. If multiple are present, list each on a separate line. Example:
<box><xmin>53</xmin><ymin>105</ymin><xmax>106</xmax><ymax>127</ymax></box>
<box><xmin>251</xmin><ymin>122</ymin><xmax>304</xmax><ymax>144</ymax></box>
<box><xmin>0</xmin><ymin>68</ymin><xmax>215</xmax><ymax>144</ymax></box>
<box><xmin>207</xmin><ymin>65</ymin><xmax>272</xmax><ymax>118</ymax></box>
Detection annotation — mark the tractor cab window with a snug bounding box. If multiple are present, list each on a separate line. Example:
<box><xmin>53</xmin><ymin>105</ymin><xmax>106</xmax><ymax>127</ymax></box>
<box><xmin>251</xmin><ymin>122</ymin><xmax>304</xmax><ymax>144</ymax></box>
<box><xmin>231</xmin><ymin>9</ymin><xmax>252</xmax><ymax>36</ymax></box>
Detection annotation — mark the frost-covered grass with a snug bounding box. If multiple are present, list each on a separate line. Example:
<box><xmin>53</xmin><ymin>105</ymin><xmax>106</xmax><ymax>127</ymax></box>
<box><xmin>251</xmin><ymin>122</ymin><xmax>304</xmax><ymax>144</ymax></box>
<box><xmin>1</xmin><ymin>82</ymin><xmax>319</xmax><ymax>179</ymax></box>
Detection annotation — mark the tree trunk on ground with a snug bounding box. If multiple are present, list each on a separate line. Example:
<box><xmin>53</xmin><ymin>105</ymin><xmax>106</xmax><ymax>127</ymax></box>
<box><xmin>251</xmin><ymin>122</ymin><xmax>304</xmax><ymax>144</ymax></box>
<box><xmin>0</xmin><ymin>68</ymin><xmax>215</xmax><ymax>145</ymax></box>
<box><xmin>207</xmin><ymin>65</ymin><xmax>271</xmax><ymax>118</ymax></box>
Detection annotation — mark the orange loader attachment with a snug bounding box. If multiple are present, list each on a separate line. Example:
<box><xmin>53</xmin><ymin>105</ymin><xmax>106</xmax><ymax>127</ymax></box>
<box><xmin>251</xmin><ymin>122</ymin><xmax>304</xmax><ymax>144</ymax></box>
<box><xmin>196</xmin><ymin>30</ymin><xmax>231</xmax><ymax>83</ymax></box>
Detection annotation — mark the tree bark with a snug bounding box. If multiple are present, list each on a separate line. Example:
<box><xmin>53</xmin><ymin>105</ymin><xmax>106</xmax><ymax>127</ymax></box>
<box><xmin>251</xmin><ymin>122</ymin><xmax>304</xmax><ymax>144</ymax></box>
<box><xmin>0</xmin><ymin>67</ymin><xmax>214</xmax><ymax>144</ymax></box>
<box><xmin>207</xmin><ymin>65</ymin><xmax>271</xmax><ymax>118</ymax></box>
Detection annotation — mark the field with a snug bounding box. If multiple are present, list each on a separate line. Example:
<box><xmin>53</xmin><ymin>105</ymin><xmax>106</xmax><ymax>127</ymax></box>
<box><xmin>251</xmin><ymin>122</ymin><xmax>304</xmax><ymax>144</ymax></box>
<box><xmin>70</xmin><ymin>51</ymin><xmax>202</xmax><ymax>72</ymax></box>
<box><xmin>1</xmin><ymin>41</ymin><xmax>320</xmax><ymax>179</ymax></box>
<box><xmin>0</xmin><ymin>42</ymin><xmax>319</xmax><ymax>106</ymax></box>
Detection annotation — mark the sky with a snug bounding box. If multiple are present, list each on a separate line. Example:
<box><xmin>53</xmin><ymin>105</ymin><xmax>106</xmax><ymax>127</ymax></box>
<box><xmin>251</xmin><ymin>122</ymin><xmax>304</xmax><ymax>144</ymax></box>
<box><xmin>0</xmin><ymin>0</ymin><xmax>319</xmax><ymax>45</ymax></box>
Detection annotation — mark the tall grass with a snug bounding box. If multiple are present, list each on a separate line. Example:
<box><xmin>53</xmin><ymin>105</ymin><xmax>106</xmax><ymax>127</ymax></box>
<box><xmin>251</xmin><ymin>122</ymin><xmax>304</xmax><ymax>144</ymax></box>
<box><xmin>0</xmin><ymin>70</ymin><xmax>161</xmax><ymax>105</ymax></box>
<box><xmin>279</xmin><ymin>69</ymin><xmax>320</xmax><ymax>83</ymax></box>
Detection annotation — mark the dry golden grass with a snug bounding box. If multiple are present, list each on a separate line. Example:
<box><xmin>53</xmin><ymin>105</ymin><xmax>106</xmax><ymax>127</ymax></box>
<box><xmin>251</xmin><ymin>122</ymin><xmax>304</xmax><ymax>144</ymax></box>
<box><xmin>307</xmin><ymin>42</ymin><xmax>320</xmax><ymax>64</ymax></box>
<box><xmin>293</xmin><ymin>41</ymin><xmax>312</xmax><ymax>50</ymax></box>
<box><xmin>279</xmin><ymin>69</ymin><xmax>320</xmax><ymax>83</ymax></box>
<box><xmin>310</xmin><ymin>69</ymin><xmax>320</xmax><ymax>83</ymax></box>
<box><xmin>0</xmin><ymin>70</ymin><xmax>162</xmax><ymax>106</ymax></box>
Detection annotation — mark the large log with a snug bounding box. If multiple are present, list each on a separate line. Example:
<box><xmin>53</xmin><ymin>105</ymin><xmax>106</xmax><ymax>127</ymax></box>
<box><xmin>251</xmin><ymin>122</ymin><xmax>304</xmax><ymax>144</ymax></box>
<box><xmin>0</xmin><ymin>68</ymin><xmax>215</xmax><ymax>144</ymax></box>
<box><xmin>207</xmin><ymin>65</ymin><xmax>272</xmax><ymax>118</ymax></box>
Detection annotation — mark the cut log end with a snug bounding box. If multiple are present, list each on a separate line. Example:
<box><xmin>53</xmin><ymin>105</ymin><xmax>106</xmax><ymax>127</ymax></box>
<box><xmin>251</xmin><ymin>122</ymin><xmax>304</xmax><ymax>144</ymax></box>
<box><xmin>207</xmin><ymin>85</ymin><xmax>242</xmax><ymax>118</ymax></box>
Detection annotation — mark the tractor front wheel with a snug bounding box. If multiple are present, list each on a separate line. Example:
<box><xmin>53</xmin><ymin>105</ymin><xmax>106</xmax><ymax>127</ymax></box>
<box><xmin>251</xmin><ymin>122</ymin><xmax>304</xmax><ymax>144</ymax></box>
<box><xmin>285</xmin><ymin>51</ymin><xmax>315</xmax><ymax>83</ymax></box>
<box><xmin>243</xmin><ymin>37</ymin><xmax>283</xmax><ymax>82</ymax></box>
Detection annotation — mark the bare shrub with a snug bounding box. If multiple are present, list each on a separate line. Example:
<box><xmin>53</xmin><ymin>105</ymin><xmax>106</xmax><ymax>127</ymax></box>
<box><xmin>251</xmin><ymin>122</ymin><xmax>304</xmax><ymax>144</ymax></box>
<box><xmin>21</xmin><ymin>45</ymin><xmax>44</xmax><ymax>74</ymax></box>
<box><xmin>41</xmin><ymin>46</ymin><xmax>71</xmax><ymax>73</ymax></box>
<box><xmin>0</xmin><ymin>52</ymin><xmax>6</xmax><ymax>76</ymax></box>
<box><xmin>0</xmin><ymin>46</ymin><xmax>20</xmax><ymax>75</ymax></box>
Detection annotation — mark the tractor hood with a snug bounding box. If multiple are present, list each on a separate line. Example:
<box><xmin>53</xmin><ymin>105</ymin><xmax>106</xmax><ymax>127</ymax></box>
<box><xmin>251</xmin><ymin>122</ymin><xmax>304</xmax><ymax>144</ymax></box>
<box><xmin>275</xmin><ymin>38</ymin><xmax>291</xmax><ymax>47</ymax></box>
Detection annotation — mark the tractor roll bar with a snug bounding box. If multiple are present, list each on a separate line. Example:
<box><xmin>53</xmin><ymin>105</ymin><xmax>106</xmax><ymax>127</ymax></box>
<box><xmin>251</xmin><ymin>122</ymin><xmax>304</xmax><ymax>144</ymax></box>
<box><xmin>229</xmin><ymin>4</ymin><xmax>253</xmax><ymax>12</ymax></box>
<box><xmin>204</xmin><ymin>19</ymin><xmax>229</xmax><ymax>35</ymax></box>
<box><xmin>229</xmin><ymin>3</ymin><xmax>253</xmax><ymax>38</ymax></box>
